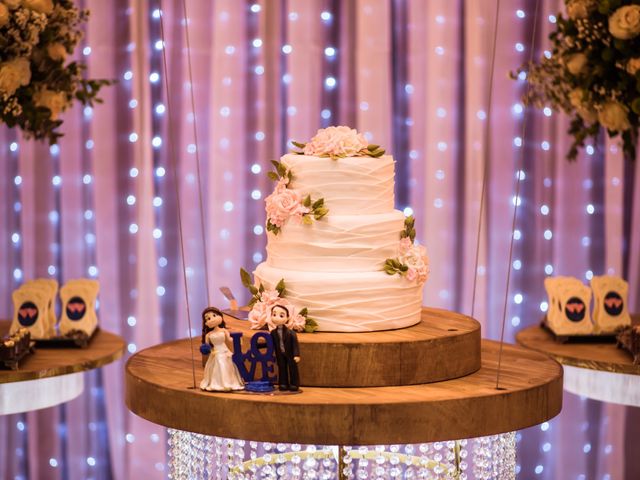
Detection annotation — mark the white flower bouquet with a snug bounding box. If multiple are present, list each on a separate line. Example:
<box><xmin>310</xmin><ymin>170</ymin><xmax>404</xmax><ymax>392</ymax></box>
<box><xmin>0</xmin><ymin>0</ymin><xmax>111</xmax><ymax>143</ymax></box>
<box><xmin>514</xmin><ymin>0</ymin><xmax>640</xmax><ymax>160</ymax></box>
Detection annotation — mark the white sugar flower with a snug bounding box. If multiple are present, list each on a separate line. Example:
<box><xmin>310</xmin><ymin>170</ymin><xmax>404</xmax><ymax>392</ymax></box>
<box><xmin>0</xmin><ymin>3</ymin><xmax>9</xmax><ymax>28</ymax></box>
<box><xmin>598</xmin><ymin>101</ymin><xmax>631</xmax><ymax>132</ymax></box>
<box><xmin>626</xmin><ymin>58</ymin><xmax>640</xmax><ymax>75</ymax></box>
<box><xmin>568</xmin><ymin>88</ymin><xmax>597</xmax><ymax>123</ymax></box>
<box><xmin>3</xmin><ymin>0</ymin><xmax>22</xmax><ymax>9</ymax></box>
<box><xmin>33</xmin><ymin>89</ymin><xmax>68</xmax><ymax>119</ymax></box>
<box><xmin>566</xmin><ymin>0</ymin><xmax>596</xmax><ymax>20</ymax></box>
<box><xmin>565</xmin><ymin>53</ymin><xmax>588</xmax><ymax>76</ymax></box>
<box><xmin>23</xmin><ymin>0</ymin><xmax>53</xmax><ymax>14</ymax></box>
<box><xmin>0</xmin><ymin>58</ymin><xmax>31</xmax><ymax>96</ymax></box>
<box><xmin>609</xmin><ymin>5</ymin><xmax>640</xmax><ymax>40</ymax></box>
<box><xmin>47</xmin><ymin>43</ymin><xmax>67</xmax><ymax>62</ymax></box>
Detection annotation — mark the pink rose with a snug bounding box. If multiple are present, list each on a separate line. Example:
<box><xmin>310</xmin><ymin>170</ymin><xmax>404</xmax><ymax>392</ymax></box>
<box><xmin>303</xmin><ymin>126</ymin><xmax>368</xmax><ymax>158</ymax></box>
<box><xmin>248</xmin><ymin>289</ymin><xmax>281</xmax><ymax>330</ymax></box>
<box><xmin>265</xmin><ymin>181</ymin><xmax>308</xmax><ymax>228</ymax></box>
<box><xmin>399</xmin><ymin>237</ymin><xmax>412</xmax><ymax>255</ymax></box>
<box><xmin>400</xmin><ymin>244</ymin><xmax>430</xmax><ymax>285</ymax></box>
<box><xmin>406</xmin><ymin>268</ymin><xmax>418</xmax><ymax>282</ymax></box>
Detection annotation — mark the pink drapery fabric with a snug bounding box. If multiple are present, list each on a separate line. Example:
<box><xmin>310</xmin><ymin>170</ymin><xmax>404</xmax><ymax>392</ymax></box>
<box><xmin>0</xmin><ymin>0</ymin><xmax>639</xmax><ymax>479</ymax></box>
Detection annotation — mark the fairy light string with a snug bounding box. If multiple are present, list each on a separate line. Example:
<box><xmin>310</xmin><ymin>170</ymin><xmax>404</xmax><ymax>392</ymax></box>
<box><xmin>495</xmin><ymin>0</ymin><xmax>541</xmax><ymax>389</ymax></box>
<box><xmin>157</xmin><ymin>3</ymin><xmax>197</xmax><ymax>389</ymax></box>
<box><xmin>470</xmin><ymin>0</ymin><xmax>501</xmax><ymax>322</ymax></box>
<box><xmin>179</xmin><ymin>0</ymin><xmax>211</xmax><ymax>306</ymax></box>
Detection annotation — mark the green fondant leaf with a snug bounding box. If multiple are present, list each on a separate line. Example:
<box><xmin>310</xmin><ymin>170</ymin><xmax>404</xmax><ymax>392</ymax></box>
<box><xmin>304</xmin><ymin>317</ymin><xmax>318</xmax><ymax>333</ymax></box>
<box><xmin>240</xmin><ymin>268</ymin><xmax>252</xmax><ymax>288</ymax></box>
<box><xmin>275</xmin><ymin>278</ymin><xmax>286</xmax><ymax>296</ymax></box>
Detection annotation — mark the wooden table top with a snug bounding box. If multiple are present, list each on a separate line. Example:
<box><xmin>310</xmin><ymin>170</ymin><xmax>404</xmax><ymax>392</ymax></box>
<box><xmin>125</xmin><ymin>338</ymin><xmax>563</xmax><ymax>444</ymax></box>
<box><xmin>515</xmin><ymin>318</ymin><xmax>640</xmax><ymax>376</ymax></box>
<box><xmin>0</xmin><ymin>320</ymin><xmax>126</xmax><ymax>384</ymax></box>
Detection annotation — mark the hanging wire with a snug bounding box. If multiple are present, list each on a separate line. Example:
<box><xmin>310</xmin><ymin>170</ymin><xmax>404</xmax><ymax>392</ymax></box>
<box><xmin>470</xmin><ymin>0</ymin><xmax>501</xmax><ymax>321</ymax></box>
<box><xmin>495</xmin><ymin>0</ymin><xmax>541</xmax><ymax>389</ymax></box>
<box><xmin>158</xmin><ymin>3</ymin><xmax>197</xmax><ymax>389</ymax></box>
<box><xmin>180</xmin><ymin>0</ymin><xmax>211</xmax><ymax>306</ymax></box>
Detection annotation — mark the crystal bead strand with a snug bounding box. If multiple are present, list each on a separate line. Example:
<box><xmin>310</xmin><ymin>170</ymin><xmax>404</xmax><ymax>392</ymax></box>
<box><xmin>340</xmin><ymin>446</ymin><xmax>354</xmax><ymax>479</ymax></box>
<box><xmin>318</xmin><ymin>445</ymin><xmax>334</xmax><ymax>480</ymax></box>
<box><xmin>458</xmin><ymin>439</ymin><xmax>469</xmax><ymax>480</ymax></box>
<box><xmin>497</xmin><ymin>433</ymin><xmax>516</xmax><ymax>480</ymax></box>
<box><xmin>205</xmin><ymin>434</ymin><xmax>215</xmax><ymax>480</ymax></box>
<box><xmin>179</xmin><ymin>430</ymin><xmax>192</xmax><ymax>479</ymax></box>
<box><xmin>214</xmin><ymin>436</ymin><xmax>224</xmax><ymax>479</ymax></box>
<box><xmin>372</xmin><ymin>445</ymin><xmax>386</xmax><ymax>479</ymax></box>
<box><xmin>403</xmin><ymin>444</ymin><xmax>416</xmax><ymax>479</ymax></box>
<box><xmin>355</xmin><ymin>445</ymin><xmax>369</xmax><ymax>479</ymax></box>
<box><xmin>275</xmin><ymin>442</ymin><xmax>288</xmax><ymax>479</ymax></box>
<box><xmin>196</xmin><ymin>433</ymin><xmax>207</xmax><ymax>479</ymax></box>
<box><xmin>262</xmin><ymin>442</ymin><xmax>275</xmax><ymax>479</ymax></box>
<box><xmin>389</xmin><ymin>444</ymin><xmax>402</xmax><ymax>478</ymax></box>
<box><xmin>417</xmin><ymin>442</ymin><xmax>431</xmax><ymax>478</ymax></box>
<box><xmin>248</xmin><ymin>441</ymin><xmax>258</xmax><ymax>479</ymax></box>
<box><xmin>234</xmin><ymin>439</ymin><xmax>247</xmax><ymax>479</ymax></box>
<box><xmin>472</xmin><ymin>435</ymin><xmax>492</xmax><ymax>480</ymax></box>
<box><xmin>167</xmin><ymin>428</ymin><xmax>178</xmax><ymax>479</ymax></box>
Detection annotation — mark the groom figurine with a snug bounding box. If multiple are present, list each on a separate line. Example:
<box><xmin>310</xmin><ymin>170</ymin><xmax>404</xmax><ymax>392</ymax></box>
<box><xmin>270</xmin><ymin>305</ymin><xmax>300</xmax><ymax>391</ymax></box>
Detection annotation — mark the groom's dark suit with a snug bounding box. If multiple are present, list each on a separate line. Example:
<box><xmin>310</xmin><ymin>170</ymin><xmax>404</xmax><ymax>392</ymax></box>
<box><xmin>270</xmin><ymin>325</ymin><xmax>300</xmax><ymax>390</ymax></box>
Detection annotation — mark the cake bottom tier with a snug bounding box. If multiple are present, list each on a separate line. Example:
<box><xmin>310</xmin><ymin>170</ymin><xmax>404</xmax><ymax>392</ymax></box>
<box><xmin>254</xmin><ymin>263</ymin><xmax>423</xmax><ymax>332</ymax></box>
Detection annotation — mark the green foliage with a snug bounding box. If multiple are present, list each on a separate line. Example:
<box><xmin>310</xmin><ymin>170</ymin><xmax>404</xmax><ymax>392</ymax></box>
<box><xmin>512</xmin><ymin>3</ymin><xmax>639</xmax><ymax>161</ymax></box>
<box><xmin>0</xmin><ymin>4</ymin><xmax>114</xmax><ymax>144</ymax></box>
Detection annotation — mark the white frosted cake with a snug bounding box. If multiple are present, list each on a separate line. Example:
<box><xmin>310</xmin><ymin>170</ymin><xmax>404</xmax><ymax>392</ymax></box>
<box><xmin>249</xmin><ymin>127</ymin><xmax>428</xmax><ymax>333</ymax></box>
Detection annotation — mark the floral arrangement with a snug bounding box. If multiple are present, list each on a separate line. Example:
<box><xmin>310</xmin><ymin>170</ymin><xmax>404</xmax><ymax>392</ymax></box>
<box><xmin>513</xmin><ymin>0</ymin><xmax>640</xmax><ymax>160</ymax></box>
<box><xmin>240</xmin><ymin>268</ymin><xmax>318</xmax><ymax>333</ymax></box>
<box><xmin>291</xmin><ymin>125</ymin><xmax>386</xmax><ymax>160</ymax></box>
<box><xmin>0</xmin><ymin>0</ymin><xmax>111</xmax><ymax>144</ymax></box>
<box><xmin>265</xmin><ymin>160</ymin><xmax>328</xmax><ymax>235</ymax></box>
<box><xmin>383</xmin><ymin>216</ymin><xmax>430</xmax><ymax>285</ymax></box>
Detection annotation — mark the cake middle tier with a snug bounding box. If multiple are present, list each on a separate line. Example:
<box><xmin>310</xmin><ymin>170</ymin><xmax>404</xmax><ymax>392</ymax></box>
<box><xmin>254</xmin><ymin>263</ymin><xmax>423</xmax><ymax>332</ymax></box>
<box><xmin>266</xmin><ymin>210</ymin><xmax>405</xmax><ymax>272</ymax></box>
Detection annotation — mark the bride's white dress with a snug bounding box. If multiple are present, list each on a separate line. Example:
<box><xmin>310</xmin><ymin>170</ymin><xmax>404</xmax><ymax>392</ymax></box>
<box><xmin>200</xmin><ymin>330</ymin><xmax>244</xmax><ymax>391</ymax></box>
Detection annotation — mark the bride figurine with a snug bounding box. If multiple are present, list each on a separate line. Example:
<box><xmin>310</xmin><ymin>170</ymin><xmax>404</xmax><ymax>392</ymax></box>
<box><xmin>199</xmin><ymin>307</ymin><xmax>244</xmax><ymax>392</ymax></box>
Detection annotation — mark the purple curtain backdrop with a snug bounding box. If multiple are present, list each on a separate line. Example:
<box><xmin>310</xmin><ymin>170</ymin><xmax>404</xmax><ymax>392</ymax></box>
<box><xmin>1</xmin><ymin>0</ymin><xmax>639</xmax><ymax>479</ymax></box>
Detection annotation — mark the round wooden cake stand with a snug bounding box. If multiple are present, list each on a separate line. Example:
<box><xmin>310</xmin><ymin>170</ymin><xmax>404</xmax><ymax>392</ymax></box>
<box><xmin>226</xmin><ymin>307</ymin><xmax>481</xmax><ymax>387</ymax></box>
<box><xmin>126</xmin><ymin>334</ymin><xmax>562</xmax><ymax>445</ymax></box>
<box><xmin>516</xmin><ymin>323</ymin><xmax>640</xmax><ymax>407</ymax></box>
<box><xmin>0</xmin><ymin>321</ymin><xmax>125</xmax><ymax>415</ymax></box>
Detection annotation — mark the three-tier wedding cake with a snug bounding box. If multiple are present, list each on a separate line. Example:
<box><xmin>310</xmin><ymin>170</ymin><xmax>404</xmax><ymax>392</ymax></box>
<box><xmin>246</xmin><ymin>126</ymin><xmax>429</xmax><ymax>332</ymax></box>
